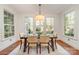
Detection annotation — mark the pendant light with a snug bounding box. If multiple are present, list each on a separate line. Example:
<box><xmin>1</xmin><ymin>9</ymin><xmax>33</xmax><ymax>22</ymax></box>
<box><xmin>35</xmin><ymin>4</ymin><xmax>45</xmax><ymax>21</ymax></box>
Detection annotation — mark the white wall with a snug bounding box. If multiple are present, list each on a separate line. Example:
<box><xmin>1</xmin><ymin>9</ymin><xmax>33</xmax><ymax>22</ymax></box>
<box><xmin>0</xmin><ymin>5</ymin><xmax>19</xmax><ymax>51</ymax></box>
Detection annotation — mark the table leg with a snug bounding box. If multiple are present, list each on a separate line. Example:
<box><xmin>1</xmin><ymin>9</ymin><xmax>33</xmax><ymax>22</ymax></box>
<box><xmin>23</xmin><ymin>38</ymin><xmax>27</xmax><ymax>52</ymax></box>
<box><xmin>51</xmin><ymin>39</ymin><xmax>54</xmax><ymax>51</ymax></box>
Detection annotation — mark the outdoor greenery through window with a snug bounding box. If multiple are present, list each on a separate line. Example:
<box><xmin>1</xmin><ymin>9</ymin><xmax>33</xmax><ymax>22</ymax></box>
<box><xmin>25</xmin><ymin>17</ymin><xmax>54</xmax><ymax>35</ymax></box>
<box><xmin>36</xmin><ymin>18</ymin><xmax>44</xmax><ymax>34</ymax></box>
<box><xmin>4</xmin><ymin>11</ymin><xmax>14</xmax><ymax>38</ymax></box>
<box><xmin>64</xmin><ymin>11</ymin><xmax>75</xmax><ymax>36</ymax></box>
<box><xmin>27</xmin><ymin>17</ymin><xmax>33</xmax><ymax>34</ymax></box>
<box><xmin>46</xmin><ymin>17</ymin><xmax>54</xmax><ymax>34</ymax></box>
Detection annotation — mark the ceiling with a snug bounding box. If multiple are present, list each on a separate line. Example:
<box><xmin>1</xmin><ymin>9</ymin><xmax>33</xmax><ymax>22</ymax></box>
<box><xmin>8</xmin><ymin>4</ymin><xmax>76</xmax><ymax>15</ymax></box>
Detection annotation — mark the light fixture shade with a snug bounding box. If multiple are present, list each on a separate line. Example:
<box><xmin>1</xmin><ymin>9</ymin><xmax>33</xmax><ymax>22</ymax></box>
<box><xmin>35</xmin><ymin>14</ymin><xmax>45</xmax><ymax>21</ymax></box>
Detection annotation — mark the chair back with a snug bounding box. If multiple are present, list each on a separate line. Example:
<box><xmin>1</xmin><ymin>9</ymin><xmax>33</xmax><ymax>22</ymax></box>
<box><xmin>19</xmin><ymin>33</ymin><xmax>25</xmax><ymax>39</ymax></box>
<box><xmin>39</xmin><ymin>36</ymin><xmax>49</xmax><ymax>43</ymax></box>
<box><xmin>28</xmin><ymin>36</ymin><xmax>37</xmax><ymax>43</ymax></box>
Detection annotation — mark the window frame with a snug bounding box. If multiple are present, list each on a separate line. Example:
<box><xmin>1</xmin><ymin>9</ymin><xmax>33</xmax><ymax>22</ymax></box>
<box><xmin>64</xmin><ymin>11</ymin><xmax>75</xmax><ymax>37</ymax></box>
<box><xmin>4</xmin><ymin>10</ymin><xmax>14</xmax><ymax>38</ymax></box>
<box><xmin>45</xmin><ymin>17</ymin><xmax>54</xmax><ymax>34</ymax></box>
<box><xmin>25</xmin><ymin>17</ymin><xmax>54</xmax><ymax>35</ymax></box>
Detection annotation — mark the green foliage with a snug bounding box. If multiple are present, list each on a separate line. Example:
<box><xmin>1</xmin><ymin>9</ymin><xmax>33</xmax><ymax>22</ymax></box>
<box><xmin>4</xmin><ymin>11</ymin><xmax>14</xmax><ymax>38</ymax></box>
<box><xmin>36</xmin><ymin>27</ymin><xmax>42</xmax><ymax>35</ymax></box>
<box><xmin>28</xmin><ymin>28</ymin><xmax>32</xmax><ymax>34</ymax></box>
<box><xmin>64</xmin><ymin>12</ymin><xmax>74</xmax><ymax>37</ymax></box>
<box><xmin>65</xmin><ymin>28</ymin><xmax>74</xmax><ymax>36</ymax></box>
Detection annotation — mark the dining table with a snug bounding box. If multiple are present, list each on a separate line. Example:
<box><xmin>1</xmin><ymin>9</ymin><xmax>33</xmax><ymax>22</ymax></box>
<box><xmin>23</xmin><ymin>36</ymin><xmax>57</xmax><ymax>53</ymax></box>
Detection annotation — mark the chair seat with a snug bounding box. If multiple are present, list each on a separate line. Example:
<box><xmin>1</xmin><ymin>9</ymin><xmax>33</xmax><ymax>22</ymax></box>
<box><xmin>40</xmin><ymin>44</ymin><xmax>48</xmax><ymax>46</ymax></box>
<box><xmin>29</xmin><ymin>44</ymin><xmax>37</xmax><ymax>47</ymax></box>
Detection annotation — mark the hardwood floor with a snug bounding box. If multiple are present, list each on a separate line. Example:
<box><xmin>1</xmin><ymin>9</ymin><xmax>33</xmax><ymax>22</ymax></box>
<box><xmin>0</xmin><ymin>40</ymin><xmax>20</xmax><ymax>55</ymax></box>
<box><xmin>57</xmin><ymin>40</ymin><xmax>79</xmax><ymax>55</ymax></box>
<box><xmin>0</xmin><ymin>40</ymin><xmax>79</xmax><ymax>55</ymax></box>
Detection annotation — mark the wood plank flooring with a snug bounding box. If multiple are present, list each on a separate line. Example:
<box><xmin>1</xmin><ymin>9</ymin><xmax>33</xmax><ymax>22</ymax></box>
<box><xmin>57</xmin><ymin>40</ymin><xmax>79</xmax><ymax>55</ymax></box>
<box><xmin>0</xmin><ymin>40</ymin><xmax>79</xmax><ymax>55</ymax></box>
<box><xmin>0</xmin><ymin>40</ymin><xmax>20</xmax><ymax>55</ymax></box>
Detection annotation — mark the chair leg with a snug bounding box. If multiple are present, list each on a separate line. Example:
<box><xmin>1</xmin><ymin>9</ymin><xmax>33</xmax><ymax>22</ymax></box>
<box><xmin>55</xmin><ymin>39</ymin><xmax>57</xmax><ymax>49</ymax></box>
<box><xmin>39</xmin><ymin>44</ymin><xmax>41</xmax><ymax>54</ymax></box>
<box><xmin>36</xmin><ymin>43</ymin><xmax>38</xmax><ymax>54</ymax></box>
<box><xmin>28</xmin><ymin>43</ymin><xmax>30</xmax><ymax>54</ymax></box>
<box><xmin>47</xmin><ymin>43</ymin><xmax>50</xmax><ymax>53</ymax></box>
<box><xmin>20</xmin><ymin>40</ymin><xmax>22</xmax><ymax>49</ymax></box>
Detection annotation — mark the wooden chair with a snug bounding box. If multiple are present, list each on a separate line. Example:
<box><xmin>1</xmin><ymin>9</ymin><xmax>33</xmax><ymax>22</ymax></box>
<box><xmin>19</xmin><ymin>33</ymin><xmax>25</xmax><ymax>49</ymax></box>
<box><xmin>39</xmin><ymin>36</ymin><xmax>50</xmax><ymax>54</ymax></box>
<box><xmin>53</xmin><ymin>36</ymin><xmax>57</xmax><ymax>49</ymax></box>
<box><xmin>53</xmin><ymin>33</ymin><xmax>58</xmax><ymax>49</ymax></box>
<box><xmin>49</xmin><ymin>35</ymin><xmax>57</xmax><ymax>51</ymax></box>
<box><xmin>27</xmin><ymin>36</ymin><xmax>38</xmax><ymax>54</ymax></box>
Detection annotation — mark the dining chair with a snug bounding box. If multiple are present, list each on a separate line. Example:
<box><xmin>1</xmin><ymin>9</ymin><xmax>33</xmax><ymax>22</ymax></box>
<box><xmin>53</xmin><ymin>32</ymin><xmax>58</xmax><ymax>49</ymax></box>
<box><xmin>19</xmin><ymin>33</ymin><xmax>25</xmax><ymax>49</ymax></box>
<box><xmin>27</xmin><ymin>36</ymin><xmax>38</xmax><ymax>54</ymax></box>
<box><xmin>53</xmin><ymin>36</ymin><xmax>57</xmax><ymax>49</ymax></box>
<box><xmin>49</xmin><ymin>34</ymin><xmax>57</xmax><ymax>51</ymax></box>
<box><xmin>39</xmin><ymin>36</ymin><xmax>50</xmax><ymax>54</ymax></box>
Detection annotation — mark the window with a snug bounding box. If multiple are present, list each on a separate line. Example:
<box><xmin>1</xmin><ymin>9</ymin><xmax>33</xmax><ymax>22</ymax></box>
<box><xmin>46</xmin><ymin>17</ymin><xmax>54</xmax><ymax>34</ymax></box>
<box><xmin>4</xmin><ymin>11</ymin><xmax>14</xmax><ymax>38</ymax></box>
<box><xmin>36</xmin><ymin>19</ymin><xmax>44</xmax><ymax>34</ymax></box>
<box><xmin>25</xmin><ymin>17</ymin><xmax>54</xmax><ymax>35</ymax></box>
<box><xmin>64</xmin><ymin>11</ymin><xmax>75</xmax><ymax>36</ymax></box>
<box><xmin>25</xmin><ymin>17</ymin><xmax>34</xmax><ymax>34</ymax></box>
